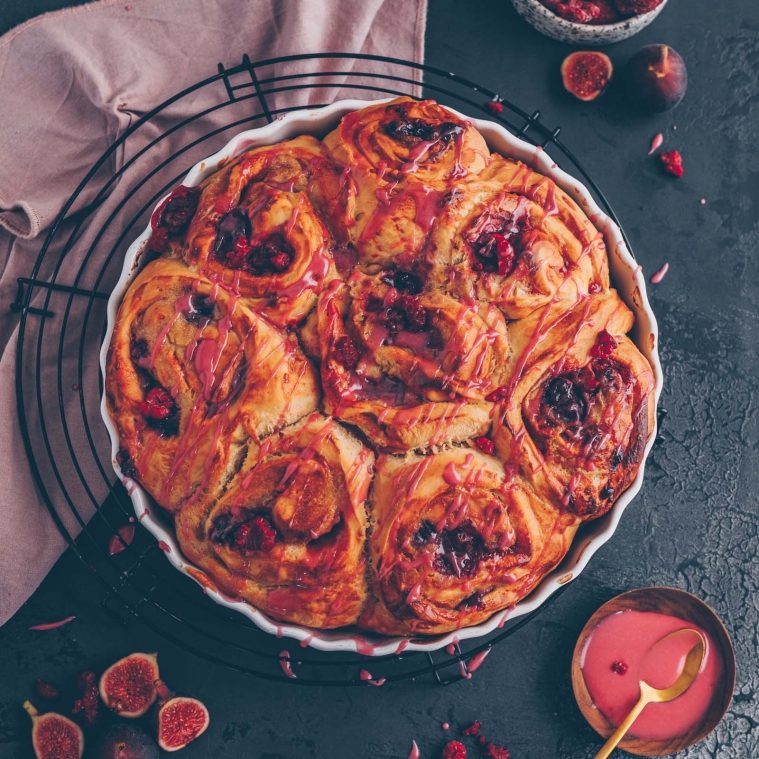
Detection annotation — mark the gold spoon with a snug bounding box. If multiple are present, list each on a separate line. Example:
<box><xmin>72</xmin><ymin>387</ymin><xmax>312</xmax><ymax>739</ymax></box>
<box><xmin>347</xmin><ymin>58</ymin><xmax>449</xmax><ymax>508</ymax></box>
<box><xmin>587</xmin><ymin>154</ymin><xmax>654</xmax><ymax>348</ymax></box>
<box><xmin>593</xmin><ymin>629</ymin><xmax>706</xmax><ymax>759</ymax></box>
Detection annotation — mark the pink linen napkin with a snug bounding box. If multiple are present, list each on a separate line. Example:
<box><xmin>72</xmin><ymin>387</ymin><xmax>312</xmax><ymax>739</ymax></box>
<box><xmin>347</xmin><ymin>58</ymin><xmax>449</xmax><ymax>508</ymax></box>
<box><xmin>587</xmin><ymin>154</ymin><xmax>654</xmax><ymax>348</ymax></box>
<box><xmin>0</xmin><ymin>0</ymin><xmax>427</xmax><ymax>625</ymax></box>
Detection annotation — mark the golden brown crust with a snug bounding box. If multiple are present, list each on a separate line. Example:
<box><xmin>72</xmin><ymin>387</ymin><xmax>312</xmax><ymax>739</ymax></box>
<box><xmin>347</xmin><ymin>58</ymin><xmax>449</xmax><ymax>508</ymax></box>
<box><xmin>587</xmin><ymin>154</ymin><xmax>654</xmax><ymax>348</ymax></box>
<box><xmin>105</xmin><ymin>97</ymin><xmax>655</xmax><ymax>636</ymax></box>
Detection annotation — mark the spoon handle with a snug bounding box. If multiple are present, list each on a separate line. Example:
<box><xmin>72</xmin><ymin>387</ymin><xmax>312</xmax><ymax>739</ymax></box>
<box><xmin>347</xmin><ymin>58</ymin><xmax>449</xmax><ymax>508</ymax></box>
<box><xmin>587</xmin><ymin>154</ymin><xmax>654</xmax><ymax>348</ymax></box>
<box><xmin>592</xmin><ymin>695</ymin><xmax>650</xmax><ymax>759</ymax></box>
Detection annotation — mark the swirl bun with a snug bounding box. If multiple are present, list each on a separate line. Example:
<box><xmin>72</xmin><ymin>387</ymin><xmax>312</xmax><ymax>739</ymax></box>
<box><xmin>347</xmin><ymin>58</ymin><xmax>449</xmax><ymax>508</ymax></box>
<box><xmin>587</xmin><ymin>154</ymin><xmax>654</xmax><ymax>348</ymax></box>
<box><xmin>106</xmin><ymin>97</ymin><xmax>655</xmax><ymax>638</ymax></box>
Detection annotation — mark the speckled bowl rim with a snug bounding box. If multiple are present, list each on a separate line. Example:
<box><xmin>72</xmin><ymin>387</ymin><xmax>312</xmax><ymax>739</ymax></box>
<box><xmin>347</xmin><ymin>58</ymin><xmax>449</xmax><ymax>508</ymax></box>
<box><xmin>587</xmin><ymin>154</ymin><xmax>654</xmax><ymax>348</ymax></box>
<box><xmin>510</xmin><ymin>0</ymin><xmax>668</xmax><ymax>42</ymax></box>
<box><xmin>99</xmin><ymin>98</ymin><xmax>662</xmax><ymax>656</ymax></box>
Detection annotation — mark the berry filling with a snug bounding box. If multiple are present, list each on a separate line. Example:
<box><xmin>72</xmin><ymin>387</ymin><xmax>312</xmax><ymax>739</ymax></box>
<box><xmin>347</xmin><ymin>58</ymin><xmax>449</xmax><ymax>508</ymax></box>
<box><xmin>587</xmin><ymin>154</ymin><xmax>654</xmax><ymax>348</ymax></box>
<box><xmin>333</xmin><ymin>335</ymin><xmax>360</xmax><ymax>371</ymax></box>
<box><xmin>214</xmin><ymin>208</ymin><xmax>250</xmax><ymax>262</ymax></box>
<box><xmin>184</xmin><ymin>294</ymin><xmax>215</xmax><ymax>325</ymax></box>
<box><xmin>590</xmin><ymin>330</ymin><xmax>618</xmax><ymax>359</ymax></box>
<box><xmin>465</xmin><ymin>212</ymin><xmax>524</xmax><ymax>276</ymax></box>
<box><xmin>611</xmin><ymin>660</ymin><xmax>628</xmax><ymax>675</ymax></box>
<box><xmin>382</xmin><ymin>110</ymin><xmax>464</xmax><ymax>152</ymax></box>
<box><xmin>474</xmin><ymin>436</ymin><xmax>495</xmax><ymax>455</ymax></box>
<box><xmin>138</xmin><ymin>387</ymin><xmax>178</xmax><ymax>436</ymax></box>
<box><xmin>459</xmin><ymin>592</ymin><xmax>486</xmax><ymax>611</ymax></box>
<box><xmin>149</xmin><ymin>186</ymin><xmax>201</xmax><ymax>251</ymax></box>
<box><xmin>433</xmin><ymin>522</ymin><xmax>486</xmax><ymax>578</ymax></box>
<box><xmin>382</xmin><ymin>293</ymin><xmax>428</xmax><ymax>335</ymax></box>
<box><xmin>234</xmin><ymin>516</ymin><xmax>278</xmax><ymax>553</ymax></box>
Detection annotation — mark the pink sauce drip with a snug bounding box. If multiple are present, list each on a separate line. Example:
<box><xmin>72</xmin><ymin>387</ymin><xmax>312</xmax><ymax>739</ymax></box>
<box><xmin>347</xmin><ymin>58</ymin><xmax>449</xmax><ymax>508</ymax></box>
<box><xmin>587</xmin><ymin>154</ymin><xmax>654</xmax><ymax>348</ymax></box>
<box><xmin>632</xmin><ymin>264</ymin><xmax>643</xmax><ymax>281</ymax></box>
<box><xmin>651</xmin><ymin>263</ymin><xmax>669</xmax><ymax>283</ymax></box>
<box><xmin>407</xmin><ymin>740</ymin><xmax>420</xmax><ymax>759</ymax></box>
<box><xmin>359</xmin><ymin>669</ymin><xmax>386</xmax><ymax>686</ymax></box>
<box><xmin>467</xmin><ymin>647</ymin><xmax>491</xmax><ymax>673</ymax></box>
<box><xmin>459</xmin><ymin>661</ymin><xmax>473</xmax><ymax>680</ymax></box>
<box><xmin>395</xmin><ymin>639</ymin><xmax>410</xmax><ymax>655</ymax></box>
<box><xmin>28</xmin><ymin>615</ymin><xmax>76</xmax><ymax>631</ymax></box>
<box><xmin>581</xmin><ymin>610</ymin><xmax>721</xmax><ymax>741</ymax></box>
<box><xmin>279</xmin><ymin>650</ymin><xmax>297</xmax><ymax>679</ymax></box>
<box><xmin>108</xmin><ymin>524</ymin><xmax>136</xmax><ymax>556</ymax></box>
<box><xmin>158</xmin><ymin>540</ymin><xmax>171</xmax><ymax>553</ymax></box>
<box><xmin>648</xmin><ymin>133</ymin><xmax>664</xmax><ymax>155</ymax></box>
<box><xmin>446</xmin><ymin>637</ymin><xmax>460</xmax><ymax>655</ymax></box>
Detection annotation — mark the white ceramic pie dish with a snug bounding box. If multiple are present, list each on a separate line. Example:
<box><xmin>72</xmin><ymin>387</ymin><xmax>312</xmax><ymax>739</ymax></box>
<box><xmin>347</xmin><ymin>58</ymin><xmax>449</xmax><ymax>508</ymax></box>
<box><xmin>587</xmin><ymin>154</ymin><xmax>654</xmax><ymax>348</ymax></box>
<box><xmin>99</xmin><ymin>98</ymin><xmax>662</xmax><ymax>656</ymax></box>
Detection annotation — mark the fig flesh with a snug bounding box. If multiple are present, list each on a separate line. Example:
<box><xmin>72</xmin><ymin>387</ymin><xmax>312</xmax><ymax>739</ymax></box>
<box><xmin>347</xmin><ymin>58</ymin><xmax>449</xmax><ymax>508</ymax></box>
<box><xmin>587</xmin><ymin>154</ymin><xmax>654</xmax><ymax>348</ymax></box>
<box><xmin>154</xmin><ymin>680</ymin><xmax>210</xmax><ymax>752</ymax></box>
<box><xmin>24</xmin><ymin>701</ymin><xmax>84</xmax><ymax>759</ymax></box>
<box><xmin>99</xmin><ymin>653</ymin><xmax>160</xmax><ymax>719</ymax></box>
<box><xmin>561</xmin><ymin>51</ymin><xmax>613</xmax><ymax>102</ymax></box>
<box><xmin>626</xmin><ymin>44</ymin><xmax>687</xmax><ymax>112</ymax></box>
<box><xmin>95</xmin><ymin>724</ymin><xmax>159</xmax><ymax>759</ymax></box>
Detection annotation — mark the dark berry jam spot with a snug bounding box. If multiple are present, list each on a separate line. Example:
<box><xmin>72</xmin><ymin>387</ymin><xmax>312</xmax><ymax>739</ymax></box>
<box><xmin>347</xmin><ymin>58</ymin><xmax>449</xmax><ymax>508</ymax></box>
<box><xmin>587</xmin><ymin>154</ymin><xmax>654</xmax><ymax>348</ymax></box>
<box><xmin>184</xmin><ymin>294</ymin><xmax>215</xmax><ymax>325</ymax></box>
<box><xmin>381</xmin><ymin>270</ymin><xmax>422</xmax><ymax>294</ymax></box>
<box><xmin>600</xmin><ymin>486</ymin><xmax>615</xmax><ymax>500</ymax></box>
<box><xmin>610</xmin><ymin>448</ymin><xmax>623</xmax><ymax>470</ymax></box>
<box><xmin>459</xmin><ymin>592</ymin><xmax>486</xmax><ymax>611</ymax></box>
<box><xmin>333</xmin><ymin>335</ymin><xmax>360</xmax><ymax>371</ymax></box>
<box><xmin>117</xmin><ymin>448</ymin><xmax>137</xmax><ymax>479</ymax></box>
<box><xmin>544</xmin><ymin>376</ymin><xmax>587</xmax><ymax>424</ymax></box>
<box><xmin>588</xmin><ymin>281</ymin><xmax>602</xmax><ymax>294</ymax></box>
<box><xmin>611</xmin><ymin>660</ymin><xmax>628</xmax><ymax>675</ymax></box>
<box><xmin>474</xmin><ymin>436</ymin><xmax>495</xmax><ymax>455</ymax></box>
<box><xmin>214</xmin><ymin>208</ymin><xmax>250</xmax><ymax>261</ymax></box>
<box><xmin>431</xmin><ymin>522</ymin><xmax>485</xmax><ymax>578</ymax></box>
<box><xmin>413</xmin><ymin>520</ymin><xmax>437</xmax><ymax>546</ymax></box>
<box><xmin>382</xmin><ymin>116</ymin><xmax>463</xmax><ymax>149</ymax></box>
<box><xmin>139</xmin><ymin>387</ymin><xmax>179</xmax><ymax>437</ymax></box>
<box><xmin>130</xmin><ymin>338</ymin><xmax>149</xmax><ymax>363</ymax></box>
<box><xmin>466</xmin><ymin>212</ymin><xmax>523</xmax><ymax>276</ymax></box>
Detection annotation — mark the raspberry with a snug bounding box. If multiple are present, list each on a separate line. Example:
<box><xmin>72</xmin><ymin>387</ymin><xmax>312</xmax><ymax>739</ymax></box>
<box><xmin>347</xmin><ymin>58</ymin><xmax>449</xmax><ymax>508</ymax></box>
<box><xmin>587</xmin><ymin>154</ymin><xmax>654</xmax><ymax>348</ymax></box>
<box><xmin>462</xmin><ymin>721</ymin><xmax>482</xmax><ymax>736</ymax></box>
<box><xmin>334</xmin><ymin>335</ymin><xmax>360</xmax><ymax>371</ymax></box>
<box><xmin>474</xmin><ymin>437</ymin><xmax>495</xmax><ymax>455</ymax></box>
<box><xmin>495</xmin><ymin>235</ymin><xmax>516</xmax><ymax>276</ymax></box>
<box><xmin>487</xmin><ymin>101</ymin><xmax>504</xmax><ymax>115</ymax></box>
<box><xmin>543</xmin><ymin>0</ymin><xmax>601</xmax><ymax>23</ymax></box>
<box><xmin>613</xmin><ymin>0</ymin><xmax>663</xmax><ymax>13</ymax></box>
<box><xmin>35</xmin><ymin>679</ymin><xmax>59</xmax><ymax>700</ymax></box>
<box><xmin>73</xmin><ymin>671</ymin><xmax>99</xmax><ymax>726</ymax></box>
<box><xmin>483</xmin><ymin>743</ymin><xmax>510</xmax><ymax>759</ymax></box>
<box><xmin>485</xmin><ymin>386</ymin><xmax>508</xmax><ymax>403</ymax></box>
<box><xmin>138</xmin><ymin>387</ymin><xmax>174</xmax><ymax>420</ymax></box>
<box><xmin>589</xmin><ymin>330</ymin><xmax>617</xmax><ymax>359</ymax></box>
<box><xmin>660</xmin><ymin>150</ymin><xmax>684</xmax><ymax>178</ymax></box>
<box><xmin>226</xmin><ymin>235</ymin><xmax>252</xmax><ymax>268</ymax></box>
<box><xmin>235</xmin><ymin>516</ymin><xmax>277</xmax><ymax>553</ymax></box>
<box><xmin>399</xmin><ymin>294</ymin><xmax>427</xmax><ymax>332</ymax></box>
<box><xmin>442</xmin><ymin>741</ymin><xmax>467</xmax><ymax>759</ymax></box>
<box><xmin>611</xmin><ymin>660</ymin><xmax>628</xmax><ymax>675</ymax></box>
<box><xmin>269</xmin><ymin>251</ymin><xmax>291</xmax><ymax>272</ymax></box>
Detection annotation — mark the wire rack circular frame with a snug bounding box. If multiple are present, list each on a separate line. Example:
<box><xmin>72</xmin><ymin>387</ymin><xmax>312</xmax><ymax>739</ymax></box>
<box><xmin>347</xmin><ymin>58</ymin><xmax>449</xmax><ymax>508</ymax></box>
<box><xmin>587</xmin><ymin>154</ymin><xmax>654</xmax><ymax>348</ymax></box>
<box><xmin>13</xmin><ymin>52</ymin><xmax>639</xmax><ymax>686</ymax></box>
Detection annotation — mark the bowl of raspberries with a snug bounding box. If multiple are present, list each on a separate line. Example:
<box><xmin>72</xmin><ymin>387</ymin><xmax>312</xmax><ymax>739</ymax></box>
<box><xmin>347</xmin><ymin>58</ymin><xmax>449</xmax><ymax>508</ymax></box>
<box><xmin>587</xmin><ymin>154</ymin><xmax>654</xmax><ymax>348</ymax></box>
<box><xmin>510</xmin><ymin>0</ymin><xmax>668</xmax><ymax>45</ymax></box>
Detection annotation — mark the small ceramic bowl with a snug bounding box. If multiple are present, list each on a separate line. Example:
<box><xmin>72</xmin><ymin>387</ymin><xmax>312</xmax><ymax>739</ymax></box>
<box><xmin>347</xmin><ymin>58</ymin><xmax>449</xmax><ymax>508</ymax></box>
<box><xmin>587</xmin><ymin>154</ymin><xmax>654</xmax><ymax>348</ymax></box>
<box><xmin>571</xmin><ymin>587</ymin><xmax>736</xmax><ymax>756</ymax></box>
<box><xmin>510</xmin><ymin>0</ymin><xmax>669</xmax><ymax>45</ymax></box>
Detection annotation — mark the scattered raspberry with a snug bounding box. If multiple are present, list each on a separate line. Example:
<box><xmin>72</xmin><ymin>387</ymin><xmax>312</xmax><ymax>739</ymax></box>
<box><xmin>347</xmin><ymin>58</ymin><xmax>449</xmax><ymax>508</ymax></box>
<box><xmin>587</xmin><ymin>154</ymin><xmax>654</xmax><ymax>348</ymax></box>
<box><xmin>462</xmin><ymin>721</ymin><xmax>482</xmax><ymax>736</ymax></box>
<box><xmin>589</xmin><ymin>330</ymin><xmax>617</xmax><ymax>359</ymax></box>
<box><xmin>590</xmin><ymin>0</ymin><xmax>621</xmax><ymax>23</ymax></box>
<box><xmin>483</xmin><ymin>743</ymin><xmax>510</xmax><ymax>759</ymax></box>
<box><xmin>138</xmin><ymin>387</ymin><xmax>173</xmax><ymax>420</ymax></box>
<box><xmin>485</xmin><ymin>386</ymin><xmax>508</xmax><ymax>402</ymax></box>
<box><xmin>442</xmin><ymin>740</ymin><xmax>467</xmax><ymax>759</ymax></box>
<box><xmin>474</xmin><ymin>437</ymin><xmax>495</xmax><ymax>456</ymax></box>
<box><xmin>334</xmin><ymin>335</ymin><xmax>360</xmax><ymax>371</ymax></box>
<box><xmin>611</xmin><ymin>660</ymin><xmax>628</xmax><ymax>675</ymax></box>
<box><xmin>35</xmin><ymin>679</ymin><xmax>60</xmax><ymax>700</ymax></box>
<box><xmin>486</xmin><ymin>101</ymin><xmax>504</xmax><ymax>115</ymax></box>
<box><xmin>235</xmin><ymin>516</ymin><xmax>277</xmax><ymax>553</ymax></box>
<box><xmin>660</xmin><ymin>150</ymin><xmax>683</xmax><ymax>178</ymax></box>
<box><xmin>226</xmin><ymin>235</ymin><xmax>252</xmax><ymax>268</ymax></box>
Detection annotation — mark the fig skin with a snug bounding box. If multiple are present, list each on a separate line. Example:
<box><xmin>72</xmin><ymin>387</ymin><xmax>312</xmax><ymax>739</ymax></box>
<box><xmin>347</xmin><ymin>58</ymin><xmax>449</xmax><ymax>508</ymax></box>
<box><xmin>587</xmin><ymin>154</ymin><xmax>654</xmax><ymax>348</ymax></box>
<box><xmin>24</xmin><ymin>701</ymin><xmax>84</xmax><ymax>759</ymax></box>
<box><xmin>99</xmin><ymin>653</ymin><xmax>160</xmax><ymax>719</ymax></box>
<box><xmin>561</xmin><ymin>51</ymin><xmax>614</xmax><ymax>102</ymax></box>
<box><xmin>626</xmin><ymin>45</ymin><xmax>687</xmax><ymax>112</ymax></box>
<box><xmin>95</xmin><ymin>724</ymin><xmax>159</xmax><ymax>759</ymax></box>
<box><xmin>153</xmin><ymin>680</ymin><xmax>210</xmax><ymax>753</ymax></box>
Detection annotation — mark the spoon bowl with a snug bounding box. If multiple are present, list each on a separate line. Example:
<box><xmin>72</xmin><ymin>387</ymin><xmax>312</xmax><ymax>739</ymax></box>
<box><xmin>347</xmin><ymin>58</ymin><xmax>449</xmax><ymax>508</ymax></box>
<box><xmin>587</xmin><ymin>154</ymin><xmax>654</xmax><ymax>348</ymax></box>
<box><xmin>572</xmin><ymin>587</ymin><xmax>736</xmax><ymax>757</ymax></box>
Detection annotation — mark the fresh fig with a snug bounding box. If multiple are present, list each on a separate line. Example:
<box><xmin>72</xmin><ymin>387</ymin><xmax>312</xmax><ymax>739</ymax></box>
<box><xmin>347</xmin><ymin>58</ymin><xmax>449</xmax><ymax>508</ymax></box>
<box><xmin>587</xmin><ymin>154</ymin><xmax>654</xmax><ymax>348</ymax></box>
<box><xmin>99</xmin><ymin>653</ymin><xmax>160</xmax><ymax>719</ymax></box>
<box><xmin>561</xmin><ymin>51</ymin><xmax>613</xmax><ymax>102</ymax></box>
<box><xmin>24</xmin><ymin>701</ymin><xmax>84</xmax><ymax>759</ymax></box>
<box><xmin>95</xmin><ymin>724</ymin><xmax>159</xmax><ymax>759</ymax></box>
<box><xmin>626</xmin><ymin>44</ymin><xmax>687</xmax><ymax>112</ymax></box>
<box><xmin>154</xmin><ymin>680</ymin><xmax>210</xmax><ymax>752</ymax></box>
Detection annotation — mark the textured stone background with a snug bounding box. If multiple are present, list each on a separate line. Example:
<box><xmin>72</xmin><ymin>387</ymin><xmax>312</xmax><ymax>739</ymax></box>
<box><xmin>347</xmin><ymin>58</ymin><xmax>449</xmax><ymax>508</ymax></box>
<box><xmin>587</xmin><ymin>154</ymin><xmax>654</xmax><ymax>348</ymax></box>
<box><xmin>1</xmin><ymin>0</ymin><xmax>758</xmax><ymax>757</ymax></box>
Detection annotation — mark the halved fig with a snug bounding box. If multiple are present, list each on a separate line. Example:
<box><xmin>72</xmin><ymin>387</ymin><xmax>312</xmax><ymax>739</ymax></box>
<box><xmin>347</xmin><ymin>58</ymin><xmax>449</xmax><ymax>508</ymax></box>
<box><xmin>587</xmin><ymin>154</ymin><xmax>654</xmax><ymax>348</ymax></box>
<box><xmin>99</xmin><ymin>653</ymin><xmax>160</xmax><ymax>719</ymax></box>
<box><xmin>561</xmin><ymin>51</ymin><xmax>614</xmax><ymax>102</ymax></box>
<box><xmin>95</xmin><ymin>724</ymin><xmax>159</xmax><ymax>759</ymax></box>
<box><xmin>24</xmin><ymin>701</ymin><xmax>84</xmax><ymax>759</ymax></box>
<box><xmin>154</xmin><ymin>680</ymin><xmax>210</xmax><ymax>752</ymax></box>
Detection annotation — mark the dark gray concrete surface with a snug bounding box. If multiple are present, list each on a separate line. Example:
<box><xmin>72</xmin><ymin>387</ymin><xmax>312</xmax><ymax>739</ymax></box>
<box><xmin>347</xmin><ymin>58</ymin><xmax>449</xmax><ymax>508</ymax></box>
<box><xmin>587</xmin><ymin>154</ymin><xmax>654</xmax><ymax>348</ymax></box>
<box><xmin>1</xmin><ymin>1</ymin><xmax>758</xmax><ymax>757</ymax></box>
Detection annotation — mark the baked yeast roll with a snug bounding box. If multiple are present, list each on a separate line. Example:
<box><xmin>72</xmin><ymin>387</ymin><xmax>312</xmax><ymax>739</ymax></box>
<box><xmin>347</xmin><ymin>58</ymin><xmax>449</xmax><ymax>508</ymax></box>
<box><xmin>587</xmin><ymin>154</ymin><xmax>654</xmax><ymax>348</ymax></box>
<box><xmin>177</xmin><ymin>415</ymin><xmax>373</xmax><ymax>628</ymax></box>
<box><xmin>360</xmin><ymin>449</ymin><xmax>579</xmax><ymax>636</ymax></box>
<box><xmin>316</xmin><ymin>271</ymin><xmax>509</xmax><ymax>450</ymax></box>
<box><xmin>494</xmin><ymin>292</ymin><xmax>655</xmax><ymax>519</ymax></box>
<box><xmin>185</xmin><ymin>136</ymin><xmax>336</xmax><ymax>325</ymax></box>
<box><xmin>317</xmin><ymin>97</ymin><xmax>490</xmax><ymax>272</ymax></box>
<box><xmin>427</xmin><ymin>155</ymin><xmax>610</xmax><ymax>319</ymax></box>
<box><xmin>106</xmin><ymin>258</ymin><xmax>319</xmax><ymax>513</ymax></box>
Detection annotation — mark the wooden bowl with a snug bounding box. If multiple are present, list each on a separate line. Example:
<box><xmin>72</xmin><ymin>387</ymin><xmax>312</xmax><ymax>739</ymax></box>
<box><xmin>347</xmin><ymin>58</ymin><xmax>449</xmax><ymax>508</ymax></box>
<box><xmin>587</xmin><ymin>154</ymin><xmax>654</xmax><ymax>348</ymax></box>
<box><xmin>571</xmin><ymin>587</ymin><xmax>736</xmax><ymax>756</ymax></box>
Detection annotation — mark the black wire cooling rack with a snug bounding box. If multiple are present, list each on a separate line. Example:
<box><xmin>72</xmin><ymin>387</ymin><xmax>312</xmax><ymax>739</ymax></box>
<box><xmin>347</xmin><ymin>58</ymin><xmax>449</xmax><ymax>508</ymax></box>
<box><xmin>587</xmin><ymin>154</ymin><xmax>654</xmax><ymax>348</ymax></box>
<box><xmin>10</xmin><ymin>52</ymin><xmax>637</xmax><ymax>686</ymax></box>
